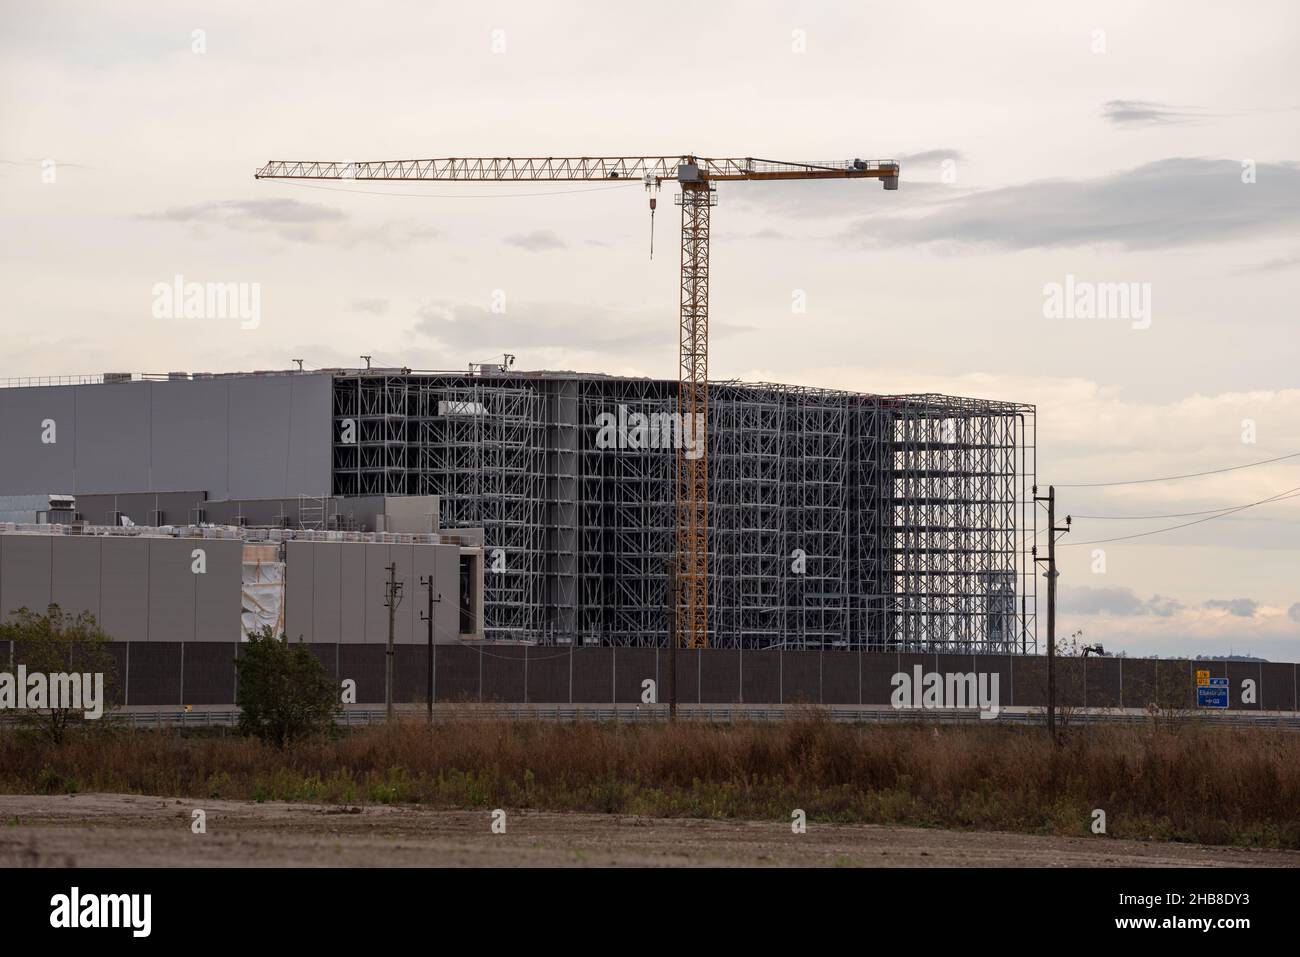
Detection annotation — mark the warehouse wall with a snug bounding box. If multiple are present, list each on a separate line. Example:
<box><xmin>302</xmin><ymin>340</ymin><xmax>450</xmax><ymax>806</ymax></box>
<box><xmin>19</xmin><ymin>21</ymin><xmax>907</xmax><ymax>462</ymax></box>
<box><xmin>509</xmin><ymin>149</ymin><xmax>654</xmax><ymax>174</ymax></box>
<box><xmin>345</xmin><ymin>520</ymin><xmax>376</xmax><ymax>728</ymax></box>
<box><xmin>283</xmin><ymin>540</ymin><xmax>461</xmax><ymax>645</ymax></box>
<box><xmin>0</xmin><ymin>534</ymin><xmax>244</xmax><ymax>642</ymax></box>
<box><xmin>0</xmin><ymin>374</ymin><xmax>332</xmax><ymax>499</ymax></box>
<box><xmin>0</xmin><ymin>533</ymin><xmax>462</xmax><ymax>648</ymax></box>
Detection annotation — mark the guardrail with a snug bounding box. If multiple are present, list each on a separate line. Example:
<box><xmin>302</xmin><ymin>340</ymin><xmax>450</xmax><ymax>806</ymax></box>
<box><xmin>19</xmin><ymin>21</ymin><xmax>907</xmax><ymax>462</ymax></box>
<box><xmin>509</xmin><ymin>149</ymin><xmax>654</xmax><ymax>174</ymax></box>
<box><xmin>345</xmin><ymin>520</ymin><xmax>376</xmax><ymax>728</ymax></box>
<box><xmin>27</xmin><ymin>704</ymin><xmax>1298</xmax><ymax>731</ymax></box>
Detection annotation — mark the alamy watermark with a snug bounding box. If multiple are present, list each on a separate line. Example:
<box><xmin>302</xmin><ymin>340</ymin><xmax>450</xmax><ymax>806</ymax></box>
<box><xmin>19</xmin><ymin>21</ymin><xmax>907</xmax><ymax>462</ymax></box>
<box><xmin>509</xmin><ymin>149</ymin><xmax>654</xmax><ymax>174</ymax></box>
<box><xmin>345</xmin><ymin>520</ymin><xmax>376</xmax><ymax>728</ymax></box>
<box><xmin>1042</xmin><ymin>274</ymin><xmax>1151</xmax><ymax>330</ymax></box>
<box><xmin>0</xmin><ymin>667</ymin><xmax>105</xmax><ymax>719</ymax></box>
<box><xmin>594</xmin><ymin>405</ymin><xmax>705</xmax><ymax>460</ymax></box>
<box><xmin>151</xmin><ymin>274</ymin><xmax>260</xmax><ymax>329</ymax></box>
<box><xmin>890</xmin><ymin>665</ymin><xmax>1001</xmax><ymax>719</ymax></box>
<box><xmin>50</xmin><ymin>887</ymin><xmax>150</xmax><ymax>937</ymax></box>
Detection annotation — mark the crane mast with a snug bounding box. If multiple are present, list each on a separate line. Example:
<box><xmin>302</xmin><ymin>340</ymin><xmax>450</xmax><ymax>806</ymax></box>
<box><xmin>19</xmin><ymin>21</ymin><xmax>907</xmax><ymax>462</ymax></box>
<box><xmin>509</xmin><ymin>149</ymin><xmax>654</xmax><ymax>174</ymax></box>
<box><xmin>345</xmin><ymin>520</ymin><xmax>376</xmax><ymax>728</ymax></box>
<box><xmin>256</xmin><ymin>153</ymin><xmax>899</xmax><ymax>650</ymax></box>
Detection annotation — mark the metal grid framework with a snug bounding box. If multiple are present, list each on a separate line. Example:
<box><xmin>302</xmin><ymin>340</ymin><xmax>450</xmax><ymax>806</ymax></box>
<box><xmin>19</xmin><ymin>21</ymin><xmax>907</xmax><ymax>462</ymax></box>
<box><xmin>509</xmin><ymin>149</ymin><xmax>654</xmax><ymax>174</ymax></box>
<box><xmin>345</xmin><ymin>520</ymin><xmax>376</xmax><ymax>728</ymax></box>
<box><xmin>330</xmin><ymin>372</ymin><xmax>1036</xmax><ymax>653</ymax></box>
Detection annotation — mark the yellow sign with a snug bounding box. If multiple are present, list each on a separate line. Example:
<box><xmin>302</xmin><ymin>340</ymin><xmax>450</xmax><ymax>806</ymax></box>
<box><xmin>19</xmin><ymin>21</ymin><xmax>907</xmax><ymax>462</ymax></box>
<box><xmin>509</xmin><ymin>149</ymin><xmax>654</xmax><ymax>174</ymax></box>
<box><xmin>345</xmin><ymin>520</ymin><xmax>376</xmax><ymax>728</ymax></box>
<box><xmin>1196</xmin><ymin>670</ymin><xmax>1210</xmax><ymax>687</ymax></box>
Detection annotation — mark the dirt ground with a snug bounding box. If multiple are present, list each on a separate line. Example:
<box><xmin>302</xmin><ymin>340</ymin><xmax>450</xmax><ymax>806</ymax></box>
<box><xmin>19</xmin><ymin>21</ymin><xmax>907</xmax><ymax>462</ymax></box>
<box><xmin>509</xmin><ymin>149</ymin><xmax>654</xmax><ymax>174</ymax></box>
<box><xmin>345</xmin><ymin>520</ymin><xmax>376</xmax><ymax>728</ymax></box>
<box><xmin>0</xmin><ymin>792</ymin><xmax>1295</xmax><ymax>867</ymax></box>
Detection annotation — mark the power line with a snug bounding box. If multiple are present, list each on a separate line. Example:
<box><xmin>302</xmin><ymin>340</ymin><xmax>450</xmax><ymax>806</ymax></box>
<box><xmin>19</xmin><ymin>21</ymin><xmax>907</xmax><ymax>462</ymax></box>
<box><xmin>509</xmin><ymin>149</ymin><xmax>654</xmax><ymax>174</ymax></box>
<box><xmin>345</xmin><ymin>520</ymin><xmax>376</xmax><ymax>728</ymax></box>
<box><xmin>1072</xmin><ymin>489</ymin><xmax>1300</xmax><ymax>520</ymax></box>
<box><xmin>1060</xmin><ymin>483</ymin><xmax>1300</xmax><ymax>546</ymax></box>
<box><xmin>1057</xmin><ymin>450</ymin><xmax>1300</xmax><ymax>488</ymax></box>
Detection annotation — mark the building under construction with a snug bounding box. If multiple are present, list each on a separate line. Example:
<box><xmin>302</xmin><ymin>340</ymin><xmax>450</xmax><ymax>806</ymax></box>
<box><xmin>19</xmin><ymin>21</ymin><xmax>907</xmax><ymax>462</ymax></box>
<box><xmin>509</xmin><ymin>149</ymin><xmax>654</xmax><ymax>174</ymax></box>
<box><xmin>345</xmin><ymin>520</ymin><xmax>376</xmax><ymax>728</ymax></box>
<box><xmin>0</xmin><ymin>366</ymin><xmax>1036</xmax><ymax>653</ymax></box>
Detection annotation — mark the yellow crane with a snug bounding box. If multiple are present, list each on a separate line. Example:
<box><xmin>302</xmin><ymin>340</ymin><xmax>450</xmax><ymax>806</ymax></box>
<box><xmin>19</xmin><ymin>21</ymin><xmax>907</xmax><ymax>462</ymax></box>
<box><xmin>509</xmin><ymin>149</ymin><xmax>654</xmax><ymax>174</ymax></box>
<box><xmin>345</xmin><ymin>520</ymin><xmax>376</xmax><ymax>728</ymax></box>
<box><xmin>256</xmin><ymin>154</ymin><xmax>900</xmax><ymax>649</ymax></box>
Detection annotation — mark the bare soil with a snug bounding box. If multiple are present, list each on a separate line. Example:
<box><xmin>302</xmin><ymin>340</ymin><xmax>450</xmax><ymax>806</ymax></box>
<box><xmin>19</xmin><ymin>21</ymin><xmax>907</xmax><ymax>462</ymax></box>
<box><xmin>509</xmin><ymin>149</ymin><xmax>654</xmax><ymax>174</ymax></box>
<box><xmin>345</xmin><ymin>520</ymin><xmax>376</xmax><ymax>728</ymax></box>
<box><xmin>0</xmin><ymin>793</ymin><xmax>1295</xmax><ymax>867</ymax></box>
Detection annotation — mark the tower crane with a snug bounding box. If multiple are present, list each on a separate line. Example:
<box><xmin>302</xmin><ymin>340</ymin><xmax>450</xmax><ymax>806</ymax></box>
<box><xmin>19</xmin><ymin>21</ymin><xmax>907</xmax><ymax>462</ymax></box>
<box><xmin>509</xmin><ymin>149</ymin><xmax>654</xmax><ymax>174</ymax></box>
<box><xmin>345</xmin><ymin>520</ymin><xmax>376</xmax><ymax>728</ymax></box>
<box><xmin>256</xmin><ymin>154</ymin><xmax>900</xmax><ymax>649</ymax></box>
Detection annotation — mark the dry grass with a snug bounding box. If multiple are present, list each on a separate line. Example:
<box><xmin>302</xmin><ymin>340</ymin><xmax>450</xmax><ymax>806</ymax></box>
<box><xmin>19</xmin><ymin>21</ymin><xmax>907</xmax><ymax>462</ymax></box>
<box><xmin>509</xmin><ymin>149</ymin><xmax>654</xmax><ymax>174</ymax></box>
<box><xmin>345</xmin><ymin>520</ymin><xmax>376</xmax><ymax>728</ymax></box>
<box><xmin>1</xmin><ymin>713</ymin><xmax>1297</xmax><ymax>848</ymax></box>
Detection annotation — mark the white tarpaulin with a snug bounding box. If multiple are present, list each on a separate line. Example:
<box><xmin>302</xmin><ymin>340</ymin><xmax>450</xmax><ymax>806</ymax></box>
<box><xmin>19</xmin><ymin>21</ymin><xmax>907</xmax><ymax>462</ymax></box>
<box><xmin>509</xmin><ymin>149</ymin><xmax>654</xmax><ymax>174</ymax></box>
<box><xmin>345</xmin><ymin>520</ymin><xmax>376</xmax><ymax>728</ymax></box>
<box><xmin>241</xmin><ymin>544</ymin><xmax>285</xmax><ymax>640</ymax></box>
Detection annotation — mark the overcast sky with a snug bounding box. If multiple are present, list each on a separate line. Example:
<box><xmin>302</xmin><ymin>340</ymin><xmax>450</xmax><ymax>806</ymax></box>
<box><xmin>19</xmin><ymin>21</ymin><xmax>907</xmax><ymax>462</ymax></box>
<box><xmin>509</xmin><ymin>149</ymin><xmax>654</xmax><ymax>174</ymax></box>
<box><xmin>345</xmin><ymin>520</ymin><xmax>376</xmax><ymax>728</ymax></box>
<box><xmin>2</xmin><ymin>1</ymin><xmax>1298</xmax><ymax>658</ymax></box>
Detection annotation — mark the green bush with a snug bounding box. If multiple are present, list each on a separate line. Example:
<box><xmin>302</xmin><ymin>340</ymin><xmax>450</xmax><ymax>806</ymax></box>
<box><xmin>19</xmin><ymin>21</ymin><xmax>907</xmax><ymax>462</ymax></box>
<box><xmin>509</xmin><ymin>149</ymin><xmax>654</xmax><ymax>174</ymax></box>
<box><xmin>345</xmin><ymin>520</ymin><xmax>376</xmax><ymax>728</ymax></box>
<box><xmin>234</xmin><ymin>627</ymin><xmax>337</xmax><ymax>748</ymax></box>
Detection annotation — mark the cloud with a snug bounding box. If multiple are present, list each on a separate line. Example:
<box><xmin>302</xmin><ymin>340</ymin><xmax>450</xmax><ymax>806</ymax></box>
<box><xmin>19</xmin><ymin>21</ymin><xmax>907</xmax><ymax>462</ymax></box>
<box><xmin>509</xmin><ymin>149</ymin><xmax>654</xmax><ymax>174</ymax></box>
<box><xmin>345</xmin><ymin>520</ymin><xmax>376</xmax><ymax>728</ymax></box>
<box><xmin>843</xmin><ymin>158</ymin><xmax>1300</xmax><ymax>250</ymax></box>
<box><xmin>1204</xmin><ymin>598</ymin><xmax>1259</xmax><ymax>617</ymax></box>
<box><xmin>1290</xmin><ymin>602</ymin><xmax>1300</xmax><ymax>623</ymax></box>
<box><xmin>1058</xmin><ymin>585</ymin><xmax>1184</xmax><ymax>617</ymax></box>
<box><xmin>412</xmin><ymin>299</ymin><xmax>751</xmax><ymax>357</ymax></box>
<box><xmin>148</xmin><ymin>198</ymin><xmax>343</xmax><ymax>226</ymax></box>
<box><xmin>732</xmin><ymin>177</ymin><xmax>960</xmax><ymax>218</ymax></box>
<box><xmin>1101</xmin><ymin>99</ymin><xmax>1202</xmax><ymax>126</ymax></box>
<box><xmin>0</xmin><ymin>157</ymin><xmax>99</xmax><ymax>170</ymax></box>
<box><xmin>141</xmin><ymin>197</ymin><xmax>439</xmax><ymax>248</ymax></box>
<box><xmin>504</xmin><ymin>229</ymin><xmax>566</xmax><ymax>251</ymax></box>
<box><xmin>350</xmin><ymin>298</ymin><xmax>389</xmax><ymax>315</ymax></box>
<box><xmin>898</xmin><ymin>149</ymin><xmax>965</xmax><ymax>165</ymax></box>
<box><xmin>1233</xmin><ymin>252</ymin><xmax>1300</xmax><ymax>274</ymax></box>
<box><xmin>413</xmin><ymin>300</ymin><xmax>662</xmax><ymax>354</ymax></box>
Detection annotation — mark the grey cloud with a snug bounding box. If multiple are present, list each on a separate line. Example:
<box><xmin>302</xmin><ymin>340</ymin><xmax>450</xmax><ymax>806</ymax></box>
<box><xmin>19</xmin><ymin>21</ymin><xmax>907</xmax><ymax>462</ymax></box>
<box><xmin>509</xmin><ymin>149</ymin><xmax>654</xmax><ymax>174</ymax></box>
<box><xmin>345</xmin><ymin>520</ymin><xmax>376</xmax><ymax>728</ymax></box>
<box><xmin>1102</xmin><ymin>99</ymin><xmax>1201</xmax><ymax>126</ymax></box>
<box><xmin>898</xmin><ymin>149</ymin><xmax>965</xmax><ymax>165</ymax></box>
<box><xmin>1204</xmin><ymin>598</ymin><xmax>1259</xmax><ymax>617</ymax></box>
<box><xmin>350</xmin><ymin>298</ymin><xmax>390</xmax><ymax>315</ymax></box>
<box><xmin>1059</xmin><ymin>585</ymin><xmax>1184</xmax><ymax>617</ymax></box>
<box><xmin>0</xmin><ymin>158</ymin><xmax>99</xmax><ymax>169</ymax></box>
<box><xmin>148</xmin><ymin>198</ymin><xmax>345</xmax><ymax>226</ymax></box>
<box><xmin>505</xmin><ymin>229</ymin><xmax>566</xmax><ymax>251</ymax></box>
<box><xmin>732</xmin><ymin>178</ymin><xmax>961</xmax><ymax>218</ymax></box>
<box><xmin>142</xmin><ymin>197</ymin><xmax>438</xmax><ymax>248</ymax></box>
<box><xmin>412</xmin><ymin>300</ymin><xmax>748</xmax><ymax>356</ymax></box>
<box><xmin>1289</xmin><ymin>602</ymin><xmax>1300</xmax><ymax>623</ymax></box>
<box><xmin>414</xmin><ymin>300</ymin><xmax>662</xmax><ymax>354</ymax></box>
<box><xmin>844</xmin><ymin>158</ymin><xmax>1300</xmax><ymax>250</ymax></box>
<box><xmin>1234</xmin><ymin>252</ymin><xmax>1300</xmax><ymax>274</ymax></box>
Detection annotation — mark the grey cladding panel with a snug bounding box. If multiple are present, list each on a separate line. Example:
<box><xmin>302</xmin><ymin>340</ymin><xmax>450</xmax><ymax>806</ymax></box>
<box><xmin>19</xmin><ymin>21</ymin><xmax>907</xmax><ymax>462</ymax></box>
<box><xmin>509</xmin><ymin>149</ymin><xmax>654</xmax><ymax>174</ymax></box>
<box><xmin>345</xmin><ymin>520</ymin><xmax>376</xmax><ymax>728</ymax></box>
<box><xmin>74</xmin><ymin>384</ymin><xmax>151</xmax><ymax>493</ymax></box>
<box><xmin>0</xmin><ymin>386</ymin><xmax>76</xmax><ymax>495</ymax></box>
<box><xmin>1</xmin><ymin>535</ymin><xmax>52</xmax><ymax>620</ymax></box>
<box><xmin>284</xmin><ymin>541</ymin><xmax>315</xmax><ymax>642</ymax></box>
<box><xmin>312</xmin><ymin>542</ymin><xmax>342</xmax><ymax>644</ymax></box>
<box><xmin>363</xmin><ymin>544</ymin><xmax>392</xmax><ymax>644</ymax></box>
<box><xmin>150</xmin><ymin>379</ymin><xmax>231</xmax><ymax>499</ymax></box>
<box><xmin>51</xmin><ymin>536</ymin><xmax>101</xmax><ymax>621</ymax></box>
<box><xmin>389</xmin><ymin>544</ymin><xmax>415</xmax><ymax>644</ymax></box>
<box><xmin>228</xmin><ymin>375</ymin><xmax>331</xmax><ymax>499</ymax></box>
<box><xmin>433</xmin><ymin>545</ymin><xmax>460</xmax><ymax>643</ymax></box>
<box><xmin>340</xmin><ymin>541</ymin><xmax>366</xmax><ymax>642</ymax></box>
<box><xmin>147</xmin><ymin>538</ymin><xmax>195</xmax><ymax>642</ymax></box>
<box><xmin>194</xmin><ymin>540</ymin><xmax>242</xmax><ymax>642</ymax></box>
<box><xmin>286</xmin><ymin>375</ymin><xmax>332</xmax><ymax>497</ymax></box>
<box><xmin>99</xmin><ymin>538</ymin><xmax>149</xmax><ymax>642</ymax></box>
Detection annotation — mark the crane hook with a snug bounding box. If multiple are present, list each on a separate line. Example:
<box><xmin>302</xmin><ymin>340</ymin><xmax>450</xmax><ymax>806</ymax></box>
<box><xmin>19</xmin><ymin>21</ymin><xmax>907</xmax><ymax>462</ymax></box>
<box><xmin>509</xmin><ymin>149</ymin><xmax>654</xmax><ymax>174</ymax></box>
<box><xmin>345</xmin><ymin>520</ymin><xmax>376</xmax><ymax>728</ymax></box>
<box><xmin>649</xmin><ymin>195</ymin><xmax>657</xmax><ymax>260</ymax></box>
<box><xmin>644</xmin><ymin>171</ymin><xmax>659</xmax><ymax>260</ymax></box>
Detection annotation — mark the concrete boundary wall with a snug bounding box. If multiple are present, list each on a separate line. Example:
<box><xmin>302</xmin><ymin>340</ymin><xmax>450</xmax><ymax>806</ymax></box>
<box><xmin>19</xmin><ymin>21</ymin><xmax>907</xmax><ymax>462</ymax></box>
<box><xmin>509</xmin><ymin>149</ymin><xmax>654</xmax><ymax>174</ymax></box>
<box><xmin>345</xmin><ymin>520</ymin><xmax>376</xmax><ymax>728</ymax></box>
<box><xmin>3</xmin><ymin>643</ymin><xmax>1294</xmax><ymax>712</ymax></box>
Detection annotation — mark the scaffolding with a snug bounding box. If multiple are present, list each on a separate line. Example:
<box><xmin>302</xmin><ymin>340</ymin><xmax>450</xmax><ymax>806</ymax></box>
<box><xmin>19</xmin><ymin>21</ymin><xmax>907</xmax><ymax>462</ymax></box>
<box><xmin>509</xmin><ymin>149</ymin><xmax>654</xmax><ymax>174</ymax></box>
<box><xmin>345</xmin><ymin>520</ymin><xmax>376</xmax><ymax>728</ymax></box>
<box><xmin>329</xmin><ymin>371</ymin><xmax>1036</xmax><ymax>652</ymax></box>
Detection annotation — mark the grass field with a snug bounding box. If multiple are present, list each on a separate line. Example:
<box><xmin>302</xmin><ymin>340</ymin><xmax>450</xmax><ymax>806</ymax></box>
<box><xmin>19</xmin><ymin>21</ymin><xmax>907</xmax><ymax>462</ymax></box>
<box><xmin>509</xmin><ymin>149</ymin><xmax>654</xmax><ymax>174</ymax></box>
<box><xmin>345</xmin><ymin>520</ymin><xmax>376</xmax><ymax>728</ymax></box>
<box><xmin>2</xmin><ymin>713</ymin><xmax>1297</xmax><ymax>850</ymax></box>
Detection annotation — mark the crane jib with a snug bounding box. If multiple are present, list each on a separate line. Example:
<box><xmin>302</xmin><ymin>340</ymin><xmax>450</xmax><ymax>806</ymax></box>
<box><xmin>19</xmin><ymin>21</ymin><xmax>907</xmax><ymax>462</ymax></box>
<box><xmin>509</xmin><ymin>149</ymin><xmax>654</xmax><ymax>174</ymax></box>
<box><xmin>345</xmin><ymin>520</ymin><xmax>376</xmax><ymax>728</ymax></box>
<box><xmin>255</xmin><ymin>156</ymin><xmax>899</xmax><ymax>184</ymax></box>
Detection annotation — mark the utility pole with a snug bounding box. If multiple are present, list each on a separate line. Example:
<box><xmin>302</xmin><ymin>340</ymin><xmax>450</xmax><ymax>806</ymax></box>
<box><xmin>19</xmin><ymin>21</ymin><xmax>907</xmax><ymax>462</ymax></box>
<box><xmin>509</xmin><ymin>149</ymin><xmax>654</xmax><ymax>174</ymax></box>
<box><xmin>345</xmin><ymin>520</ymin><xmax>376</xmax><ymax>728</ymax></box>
<box><xmin>384</xmin><ymin>562</ymin><xmax>403</xmax><ymax>721</ymax></box>
<box><xmin>419</xmin><ymin>574</ymin><xmax>442</xmax><ymax>725</ymax></box>
<box><xmin>1033</xmin><ymin>485</ymin><xmax>1070</xmax><ymax>740</ymax></box>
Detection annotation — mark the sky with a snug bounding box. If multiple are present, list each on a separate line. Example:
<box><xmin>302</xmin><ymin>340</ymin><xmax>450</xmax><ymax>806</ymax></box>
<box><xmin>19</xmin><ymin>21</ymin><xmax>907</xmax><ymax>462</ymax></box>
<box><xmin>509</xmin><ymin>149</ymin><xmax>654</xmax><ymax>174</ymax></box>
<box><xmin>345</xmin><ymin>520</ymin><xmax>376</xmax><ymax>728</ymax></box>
<box><xmin>1</xmin><ymin>0</ymin><xmax>1298</xmax><ymax>658</ymax></box>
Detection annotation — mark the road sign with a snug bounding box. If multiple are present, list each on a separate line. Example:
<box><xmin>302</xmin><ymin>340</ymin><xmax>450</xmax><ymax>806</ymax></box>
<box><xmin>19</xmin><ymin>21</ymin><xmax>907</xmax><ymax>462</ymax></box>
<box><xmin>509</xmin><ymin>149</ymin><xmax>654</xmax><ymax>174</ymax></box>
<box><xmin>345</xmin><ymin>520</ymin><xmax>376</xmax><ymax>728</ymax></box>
<box><xmin>1197</xmin><ymin>677</ymin><xmax>1228</xmax><ymax>709</ymax></box>
<box><xmin>1196</xmin><ymin>669</ymin><xmax>1210</xmax><ymax>687</ymax></box>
